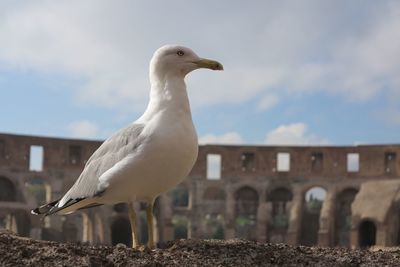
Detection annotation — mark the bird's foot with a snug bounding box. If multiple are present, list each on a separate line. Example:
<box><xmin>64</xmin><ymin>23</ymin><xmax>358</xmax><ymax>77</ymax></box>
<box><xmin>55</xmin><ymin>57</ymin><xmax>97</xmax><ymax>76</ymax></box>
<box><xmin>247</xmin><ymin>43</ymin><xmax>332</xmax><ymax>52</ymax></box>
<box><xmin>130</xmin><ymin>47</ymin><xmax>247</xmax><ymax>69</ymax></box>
<box><xmin>147</xmin><ymin>242</ymin><xmax>156</xmax><ymax>250</ymax></box>
<box><xmin>133</xmin><ymin>244</ymin><xmax>152</xmax><ymax>252</ymax></box>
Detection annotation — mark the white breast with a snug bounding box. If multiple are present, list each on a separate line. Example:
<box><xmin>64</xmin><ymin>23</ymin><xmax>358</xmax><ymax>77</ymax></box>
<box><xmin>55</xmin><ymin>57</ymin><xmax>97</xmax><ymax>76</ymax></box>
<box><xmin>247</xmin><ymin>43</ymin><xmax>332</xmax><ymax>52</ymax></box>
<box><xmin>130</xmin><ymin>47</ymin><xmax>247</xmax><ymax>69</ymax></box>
<box><xmin>98</xmin><ymin>101</ymin><xmax>198</xmax><ymax>203</ymax></box>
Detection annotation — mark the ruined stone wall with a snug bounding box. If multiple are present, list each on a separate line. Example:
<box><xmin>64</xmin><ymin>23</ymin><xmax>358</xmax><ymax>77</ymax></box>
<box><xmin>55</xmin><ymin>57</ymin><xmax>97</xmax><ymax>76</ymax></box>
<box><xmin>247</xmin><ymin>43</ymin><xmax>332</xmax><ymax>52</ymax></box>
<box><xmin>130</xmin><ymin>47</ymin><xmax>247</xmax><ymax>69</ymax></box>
<box><xmin>0</xmin><ymin>133</ymin><xmax>399</xmax><ymax>247</ymax></box>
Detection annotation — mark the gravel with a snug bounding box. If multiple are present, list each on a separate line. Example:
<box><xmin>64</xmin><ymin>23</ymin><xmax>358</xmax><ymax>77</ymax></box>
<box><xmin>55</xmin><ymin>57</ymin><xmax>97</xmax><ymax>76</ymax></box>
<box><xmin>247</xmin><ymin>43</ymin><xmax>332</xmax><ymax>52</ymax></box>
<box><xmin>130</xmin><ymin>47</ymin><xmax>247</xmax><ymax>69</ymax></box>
<box><xmin>1</xmin><ymin>231</ymin><xmax>400</xmax><ymax>266</ymax></box>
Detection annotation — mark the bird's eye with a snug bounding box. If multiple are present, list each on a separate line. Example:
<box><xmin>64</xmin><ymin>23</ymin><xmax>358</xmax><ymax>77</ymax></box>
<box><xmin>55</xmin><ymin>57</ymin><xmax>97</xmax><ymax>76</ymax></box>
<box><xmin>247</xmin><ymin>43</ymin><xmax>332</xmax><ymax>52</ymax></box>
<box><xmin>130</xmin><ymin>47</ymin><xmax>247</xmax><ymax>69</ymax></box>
<box><xmin>177</xmin><ymin>50</ymin><xmax>184</xmax><ymax>56</ymax></box>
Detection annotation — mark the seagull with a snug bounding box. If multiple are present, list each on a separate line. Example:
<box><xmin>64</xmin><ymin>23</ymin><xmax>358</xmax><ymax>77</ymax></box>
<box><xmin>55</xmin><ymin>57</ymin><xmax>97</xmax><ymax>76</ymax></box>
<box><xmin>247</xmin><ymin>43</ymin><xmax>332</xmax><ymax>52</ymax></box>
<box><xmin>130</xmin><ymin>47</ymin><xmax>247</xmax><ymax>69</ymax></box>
<box><xmin>32</xmin><ymin>45</ymin><xmax>223</xmax><ymax>249</ymax></box>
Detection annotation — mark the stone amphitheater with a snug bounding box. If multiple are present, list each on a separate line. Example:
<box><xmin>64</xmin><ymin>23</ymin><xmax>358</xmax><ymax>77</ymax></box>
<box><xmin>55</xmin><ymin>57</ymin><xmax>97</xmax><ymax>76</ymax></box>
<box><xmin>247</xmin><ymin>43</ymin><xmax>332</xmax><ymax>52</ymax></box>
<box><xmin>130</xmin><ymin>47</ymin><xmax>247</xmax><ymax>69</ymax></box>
<box><xmin>1</xmin><ymin>132</ymin><xmax>400</xmax><ymax>248</ymax></box>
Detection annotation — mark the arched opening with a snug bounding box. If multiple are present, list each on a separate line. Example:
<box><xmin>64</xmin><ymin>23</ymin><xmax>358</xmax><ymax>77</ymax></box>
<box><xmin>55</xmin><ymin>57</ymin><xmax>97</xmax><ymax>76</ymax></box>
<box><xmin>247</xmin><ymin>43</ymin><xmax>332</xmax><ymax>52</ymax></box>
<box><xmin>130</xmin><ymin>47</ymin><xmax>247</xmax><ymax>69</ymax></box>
<box><xmin>359</xmin><ymin>220</ymin><xmax>376</xmax><ymax>248</ymax></box>
<box><xmin>0</xmin><ymin>176</ymin><xmax>17</xmax><ymax>202</ymax></box>
<box><xmin>111</xmin><ymin>217</ymin><xmax>132</xmax><ymax>246</ymax></box>
<box><xmin>203</xmin><ymin>213</ymin><xmax>224</xmax><ymax>239</ymax></box>
<box><xmin>172</xmin><ymin>215</ymin><xmax>189</xmax><ymax>239</ymax></box>
<box><xmin>203</xmin><ymin>187</ymin><xmax>226</xmax><ymax>201</ymax></box>
<box><xmin>170</xmin><ymin>184</ymin><xmax>189</xmax><ymax>208</ymax></box>
<box><xmin>300</xmin><ymin>186</ymin><xmax>327</xmax><ymax>246</ymax></box>
<box><xmin>267</xmin><ymin>187</ymin><xmax>293</xmax><ymax>243</ymax></box>
<box><xmin>334</xmin><ymin>188</ymin><xmax>358</xmax><ymax>247</ymax></box>
<box><xmin>235</xmin><ymin>186</ymin><xmax>259</xmax><ymax>240</ymax></box>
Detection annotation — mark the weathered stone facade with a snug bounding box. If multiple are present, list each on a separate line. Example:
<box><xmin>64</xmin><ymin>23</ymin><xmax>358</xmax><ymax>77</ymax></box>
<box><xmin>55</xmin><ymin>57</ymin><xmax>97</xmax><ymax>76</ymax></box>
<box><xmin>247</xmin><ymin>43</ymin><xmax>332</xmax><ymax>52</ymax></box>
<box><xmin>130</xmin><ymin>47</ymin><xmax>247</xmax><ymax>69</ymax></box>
<box><xmin>0</xmin><ymin>132</ymin><xmax>399</xmax><ymax>248</ymax></box>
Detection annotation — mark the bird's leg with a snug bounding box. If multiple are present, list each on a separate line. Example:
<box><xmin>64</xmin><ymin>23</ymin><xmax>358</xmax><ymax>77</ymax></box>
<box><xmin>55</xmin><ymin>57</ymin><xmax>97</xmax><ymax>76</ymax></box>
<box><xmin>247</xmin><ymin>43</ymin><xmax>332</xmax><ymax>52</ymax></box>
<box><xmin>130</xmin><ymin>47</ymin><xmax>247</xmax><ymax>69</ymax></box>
<box><xmin>128</xmin><ymin>202</ymin><xmax>140</xmax><ymax>249</ymax></box>
<box><xmin>146</xmin><ymin>201</ymin><xmax>155</xmax><ymax>249</ymax></box>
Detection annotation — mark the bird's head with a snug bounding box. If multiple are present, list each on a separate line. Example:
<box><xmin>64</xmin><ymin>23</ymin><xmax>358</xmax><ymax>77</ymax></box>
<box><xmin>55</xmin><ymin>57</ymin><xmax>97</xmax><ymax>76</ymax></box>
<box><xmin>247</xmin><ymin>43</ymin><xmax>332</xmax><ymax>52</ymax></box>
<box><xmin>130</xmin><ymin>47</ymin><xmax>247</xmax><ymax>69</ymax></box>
<box><xmin>150</xmin><ymin>45</ymin><xmax>223</xmax><ymax>81</ymax></box>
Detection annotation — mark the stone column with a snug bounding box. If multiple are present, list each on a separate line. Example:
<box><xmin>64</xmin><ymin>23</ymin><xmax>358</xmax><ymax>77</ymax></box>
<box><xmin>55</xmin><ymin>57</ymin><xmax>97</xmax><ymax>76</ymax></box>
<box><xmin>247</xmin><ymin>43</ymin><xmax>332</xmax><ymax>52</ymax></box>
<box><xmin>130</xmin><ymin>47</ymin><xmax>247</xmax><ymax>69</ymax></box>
<box><xmin>350</xmin><ymin>215</ymin><xmax>360</xmax><ymax>249</ymax></box>
<box><xmin>286</xmin><ymin>189</ymin><xmax>303</xmax><ymax>245</ymax></box>
<box><xmin>189</xmin><ymin>180</ymin><xmax>202</xmax><ymax>239</ymax></box>
<box><xmin>376</xmin><ymin>223</ymin><xmax>386</xmax><ymax>247</ymax></box>
<box><xmin>256</xmin><ymin>202</ymin><xmax>268</xmax><ymax>242</ymax></box>
<box><xmin>93</xmin><ymin>212</ymin><xmax>105</xmax><ymax>244</ymax></box>
<box><xmin>159</xmin><ymin>194</ymin><xmax>174</xmax><ymax>242</ymax></box>
<box><xmin>318</xmin><ymin>190</ymin><xmax>334</xmax><ymax>246</ymax></box>
<box><xmin>225</xmin><ymin>185</ymin><xmax>235</xmax><ymax>239</ymax></box>
<box><xmin>102</xmin><ymin>206</ymin><xmax>112</xmax><ymax>245</ymax></box>
<box><xmin>48</xmin><ymin>179</ymin><xmax>64</xmax><ymax>231</ymax></box>
<box><xmin>82</xmin><ymin>212</ymin><xmax>93</xmax><ymax>243</ymax></box>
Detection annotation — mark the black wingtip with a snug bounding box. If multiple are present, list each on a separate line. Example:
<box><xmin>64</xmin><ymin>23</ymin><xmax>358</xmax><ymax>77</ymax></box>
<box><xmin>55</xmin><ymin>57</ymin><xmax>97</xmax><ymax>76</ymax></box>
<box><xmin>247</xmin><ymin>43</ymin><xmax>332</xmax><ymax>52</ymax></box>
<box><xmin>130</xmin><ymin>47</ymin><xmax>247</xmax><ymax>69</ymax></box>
<box><xmin>31</xmin><ymin>208</ymin><xmax>40</xmax><ymax>215</ymax></box>
<box><xmin>31</xmin><ymin>199</ymin><xmax>60</xmax><ymax>216</ymax></box>
<box><xmin>32</xmin><ymin>197</ymin><xmax>100</xmax><ymax>216</ymax></box>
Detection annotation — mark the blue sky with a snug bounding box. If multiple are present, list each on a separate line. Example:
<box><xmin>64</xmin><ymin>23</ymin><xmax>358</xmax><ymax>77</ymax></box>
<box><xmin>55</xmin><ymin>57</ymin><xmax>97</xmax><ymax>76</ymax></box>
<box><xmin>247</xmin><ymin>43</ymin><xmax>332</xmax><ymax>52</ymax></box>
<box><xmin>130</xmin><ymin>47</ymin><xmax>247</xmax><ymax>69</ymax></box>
<box><xmin>0</xmin><ymin>0</ymin><xmax>399</xmax><ymax>145</ymax></box>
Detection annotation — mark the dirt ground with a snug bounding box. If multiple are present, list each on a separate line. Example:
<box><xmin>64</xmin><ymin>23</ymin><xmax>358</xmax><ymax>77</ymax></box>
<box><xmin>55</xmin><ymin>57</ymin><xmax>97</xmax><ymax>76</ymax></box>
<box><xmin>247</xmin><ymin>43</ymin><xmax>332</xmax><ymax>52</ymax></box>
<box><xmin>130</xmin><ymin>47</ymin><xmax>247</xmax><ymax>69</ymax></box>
<box><xmin>2</xmin><ymin>231</ymin><xmax>400</xmax><ymax>267</ymax></box>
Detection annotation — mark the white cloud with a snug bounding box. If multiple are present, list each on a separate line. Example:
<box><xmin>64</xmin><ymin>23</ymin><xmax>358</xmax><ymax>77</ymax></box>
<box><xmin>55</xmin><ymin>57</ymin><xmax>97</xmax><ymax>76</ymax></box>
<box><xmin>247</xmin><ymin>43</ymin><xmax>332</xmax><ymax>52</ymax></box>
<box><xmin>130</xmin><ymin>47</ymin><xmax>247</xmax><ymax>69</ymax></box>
<box><xmin>200</xmin><ymin>124</ymin><xmax>330</xmax><ymax>146</ymax></box>
<box><xmin>188</xmin><ymin>66</ymin><xmax>283</xmax><ymax>108</ymax></box>
<box><xmin>199</xmin><ymin>132</ymin><xmax>243</xmax><ymax>145</ymax></box>
<box><xmin>67</xmin><ymin>120</ymin><xmax>99</xmax><ymax>139</ymax></box>
<box><xmin>0</xmin><ymin>0</ymin><xmax>398</xmax><ymax>114</ymax></box>
<box><xmin>0</xmin><ymin>1</ymin><xmax>151</xmax><ymax>112</ymax></box>
<box><xmin>264</xmin><ymin>123</ymin><xmax>330</xmax><ymax>145</ymax></box>
<box><xmin>323</xmin><ymin>4</ymin><xmax>400</xmax><ymax>101</ymax></box>
<box><xmin>256</xmin><ymin>94</ymin><xmax>279</xmax><ymax>112</ymax></box>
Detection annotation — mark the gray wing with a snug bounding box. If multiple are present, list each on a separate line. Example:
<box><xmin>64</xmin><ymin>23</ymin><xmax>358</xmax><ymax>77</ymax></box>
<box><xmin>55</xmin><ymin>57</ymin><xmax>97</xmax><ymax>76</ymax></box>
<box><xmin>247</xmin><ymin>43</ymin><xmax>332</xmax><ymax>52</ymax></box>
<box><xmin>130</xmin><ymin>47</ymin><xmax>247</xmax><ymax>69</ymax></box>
<box><xmin>59</xmin><ymin>123</ymin><xmax>145</xmax><ymax>204</ymax></box>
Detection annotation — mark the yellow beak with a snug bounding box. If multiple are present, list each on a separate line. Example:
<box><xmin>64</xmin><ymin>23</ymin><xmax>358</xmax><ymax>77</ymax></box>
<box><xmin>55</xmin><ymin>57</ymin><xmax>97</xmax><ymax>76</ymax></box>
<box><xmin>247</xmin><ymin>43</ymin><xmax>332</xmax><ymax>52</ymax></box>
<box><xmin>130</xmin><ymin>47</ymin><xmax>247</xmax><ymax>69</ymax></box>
<box><xmin>193</xmin><ymin>58</ymin><xmax>224</xmax><ymax>71</ymax></box>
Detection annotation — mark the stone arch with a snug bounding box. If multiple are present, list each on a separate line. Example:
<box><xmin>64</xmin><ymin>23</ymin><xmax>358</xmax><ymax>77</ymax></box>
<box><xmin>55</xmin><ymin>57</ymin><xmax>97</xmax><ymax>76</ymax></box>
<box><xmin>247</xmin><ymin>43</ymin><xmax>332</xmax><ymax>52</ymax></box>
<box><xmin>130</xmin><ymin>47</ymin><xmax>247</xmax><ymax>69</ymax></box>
<box><xmin>111</xmin><ymin>216</ymin><xmax>132</xmax><ymax>246</ymax></box>
<box><xmin>0</xmin><ymin>176</ymin><xmax>17</xmax><ymax>201</ymax></box>
<box><xmin>334</xmin><ymin>188</ymin><xmax>358</xmax><ymax>247</ymax></box>
<box><xmin>358</xmin><ymin>219</ymin><xmax>376</xmax><ymax>248</ymax></box>
<box><xmin>266</xmin><ymin>187</ymin><xmax>293</xmax><ymax>243</ymax></box>
<box><xmin>203</xmin><ymin>187</ymin><xmax>226</xmax><ymax>201</ymax></box>
<box><xmin>300</xmin><ymin>186</ymin><xmax>327</xmax><ymax>246</ymax></box>
<box><xmin>234</xmin><ymin>186</ymin><xmax>259</xmax><ymax>240</ymax></box>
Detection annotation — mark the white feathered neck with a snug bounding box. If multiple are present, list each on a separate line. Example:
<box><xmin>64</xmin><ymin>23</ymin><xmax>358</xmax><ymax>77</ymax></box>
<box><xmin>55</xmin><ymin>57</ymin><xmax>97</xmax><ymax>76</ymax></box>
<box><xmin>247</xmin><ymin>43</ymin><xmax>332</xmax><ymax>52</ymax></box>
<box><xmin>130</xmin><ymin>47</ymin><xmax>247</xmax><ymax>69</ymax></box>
<box><xmin>139</xmin><ymin>71</ymin><xmax>192</xmax><ymax>123</ymax></box>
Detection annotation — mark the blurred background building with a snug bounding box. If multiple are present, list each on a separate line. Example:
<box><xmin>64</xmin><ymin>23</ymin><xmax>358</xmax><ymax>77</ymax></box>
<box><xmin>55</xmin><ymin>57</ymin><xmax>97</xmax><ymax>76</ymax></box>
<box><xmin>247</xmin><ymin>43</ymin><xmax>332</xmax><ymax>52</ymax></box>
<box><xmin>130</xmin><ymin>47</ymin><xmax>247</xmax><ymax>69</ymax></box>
<box><xmin>1</xmin><ymin>132</ymin><xmax>400</xmax><ymax>248</ymax></box>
